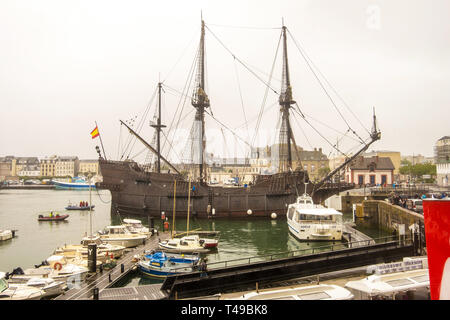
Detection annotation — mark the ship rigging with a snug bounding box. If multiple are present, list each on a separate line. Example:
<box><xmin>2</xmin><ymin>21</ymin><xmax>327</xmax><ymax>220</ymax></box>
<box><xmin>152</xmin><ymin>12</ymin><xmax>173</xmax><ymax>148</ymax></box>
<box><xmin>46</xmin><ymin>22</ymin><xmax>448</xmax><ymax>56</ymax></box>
<box><xmin>98</xmin><ymin>18</ymin><xmax>380</xmax><ymax>218</ymax></box>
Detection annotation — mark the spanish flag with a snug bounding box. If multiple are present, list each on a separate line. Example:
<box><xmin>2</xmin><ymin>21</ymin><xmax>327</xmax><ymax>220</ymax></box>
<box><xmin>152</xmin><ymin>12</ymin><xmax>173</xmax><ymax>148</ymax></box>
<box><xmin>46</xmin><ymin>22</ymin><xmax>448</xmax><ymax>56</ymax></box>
<box><xmin>91</xmin><ymin>126</ymin><xmax>100</xmax><ymax>139</ymax></box>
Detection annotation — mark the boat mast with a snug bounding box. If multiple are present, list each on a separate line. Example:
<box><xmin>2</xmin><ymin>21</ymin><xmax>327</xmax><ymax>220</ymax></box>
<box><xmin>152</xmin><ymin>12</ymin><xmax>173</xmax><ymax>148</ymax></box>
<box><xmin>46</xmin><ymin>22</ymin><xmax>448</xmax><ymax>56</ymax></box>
<box><xmin>312</xmin><ymin>109</ymin><xmax>381</xmax><ymax>195</ymax></box>
<box><xmin>120</xmin><ymin>120</ymin><xmax>180</xmax><ymax>174</ymax></box>
<box><xmin>278</xmin><ymin>24</ymin><xmax>297</xmax><ymax>172</ymax></box>
<box><xmin>151</xmin><ymin>82</ymin><xmax>166</xmax><ymax>173</ymax></box>
<box><xmin>191</xmin><ymin>19</ymin><xmax>210</xmax><ymax>182</ymax></box>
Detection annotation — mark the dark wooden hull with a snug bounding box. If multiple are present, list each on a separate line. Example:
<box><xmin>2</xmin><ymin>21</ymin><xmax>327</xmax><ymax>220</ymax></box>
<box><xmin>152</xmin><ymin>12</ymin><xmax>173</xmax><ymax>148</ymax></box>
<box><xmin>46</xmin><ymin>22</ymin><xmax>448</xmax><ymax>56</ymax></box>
<box><xmin>98</xmin><ymin>159</ymin><xmax>354</xmax><ymax>218</ymax></box>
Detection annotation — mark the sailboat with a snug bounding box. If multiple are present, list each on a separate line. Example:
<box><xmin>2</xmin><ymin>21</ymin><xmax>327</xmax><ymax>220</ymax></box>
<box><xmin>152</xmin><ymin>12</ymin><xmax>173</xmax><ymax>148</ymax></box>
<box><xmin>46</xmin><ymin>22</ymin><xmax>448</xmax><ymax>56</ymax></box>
<box><xmin>97</xmin><ymin>19</ymin><xmax>381</xmax><ymax>219</ymax></box>
<box><xmin>158</xmin><ymin>179</ymin><xmax>218</xmax><ymax>253</ymax></box>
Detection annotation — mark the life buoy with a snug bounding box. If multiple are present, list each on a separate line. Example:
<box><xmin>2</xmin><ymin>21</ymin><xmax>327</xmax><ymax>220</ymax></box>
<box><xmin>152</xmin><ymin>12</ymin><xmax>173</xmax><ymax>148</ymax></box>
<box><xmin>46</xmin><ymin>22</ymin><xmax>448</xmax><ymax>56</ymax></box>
<box><xmin>54</xmin><ymin>262</ymin><xmax>63</xmax><ymax>271</ymax></box>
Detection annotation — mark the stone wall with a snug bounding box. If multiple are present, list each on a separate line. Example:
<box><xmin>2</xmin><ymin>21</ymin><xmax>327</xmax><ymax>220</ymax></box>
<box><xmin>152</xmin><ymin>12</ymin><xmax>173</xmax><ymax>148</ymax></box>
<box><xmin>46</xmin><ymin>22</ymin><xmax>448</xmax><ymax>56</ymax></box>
<box><xmin>361</xmin><ymin>200</ymin><xmax>424</xmax><ymax>233</ymax></box>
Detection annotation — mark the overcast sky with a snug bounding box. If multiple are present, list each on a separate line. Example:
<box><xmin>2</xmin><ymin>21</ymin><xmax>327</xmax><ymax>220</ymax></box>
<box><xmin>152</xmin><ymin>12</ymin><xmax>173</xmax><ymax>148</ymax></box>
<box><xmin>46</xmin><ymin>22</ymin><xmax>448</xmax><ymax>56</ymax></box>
<box><xmin>1</xmin><ymin>0</ymin><xmax>449</xmax><ymax>162</ymax></box>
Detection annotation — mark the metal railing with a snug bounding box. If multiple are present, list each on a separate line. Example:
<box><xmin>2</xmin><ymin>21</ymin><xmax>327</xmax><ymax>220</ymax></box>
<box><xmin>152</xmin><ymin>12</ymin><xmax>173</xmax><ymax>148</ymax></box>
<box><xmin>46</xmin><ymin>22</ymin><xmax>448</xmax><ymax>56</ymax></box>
<box><xmin>168</xmin><ymin>235</ymin><xmax>412</xmax><ymax>273</ymax></box>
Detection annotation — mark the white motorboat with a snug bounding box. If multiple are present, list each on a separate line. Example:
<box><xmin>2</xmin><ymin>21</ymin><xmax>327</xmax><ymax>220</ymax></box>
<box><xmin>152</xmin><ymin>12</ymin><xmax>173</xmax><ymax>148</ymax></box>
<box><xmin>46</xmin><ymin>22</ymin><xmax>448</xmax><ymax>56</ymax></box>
<box><xmin>0</xmin><ymin>272</ymin><xmax>44</xmax><ymax>300</ymax></box>
<box><xmin>159</xmin><ymin>235</ymin><xmax>217</xmax><ymax>253</ymax></box>
<box><xmin>122</xmin><ymin>218</ymin><xmax>151</xmax><ymax>238</ymax></box>
<box><xmin>7</xmin><ymin>256</ymin><xmax>89</xmax><ymax>285</ymax></box>
<box><xmin>98</xmin><ymin>225</ymin><xmax>147</xmax><ymax>248</ymax></box>
<box><xmin>54</xmin><ymin>235</ymin><xmax>126</xmax><ymax>260</ymax></box>
<box><xmin>287</xmin><ymin>193</ymin><xmax>343</xmax><ymax>241</ymax></box>
<box><xmin>6</xmin><ymin>272</ymin><xmax>66</xmax><ymax>298</ymax></box>
<box><xmin>223</xmin><ymin>283</ymin><xmax>354</xmax><ymax>300</ymax></box>
<box><xmin>0</xmin><ymin>229</ymin><xmax>13</xmax><ymax>241</ymax></box>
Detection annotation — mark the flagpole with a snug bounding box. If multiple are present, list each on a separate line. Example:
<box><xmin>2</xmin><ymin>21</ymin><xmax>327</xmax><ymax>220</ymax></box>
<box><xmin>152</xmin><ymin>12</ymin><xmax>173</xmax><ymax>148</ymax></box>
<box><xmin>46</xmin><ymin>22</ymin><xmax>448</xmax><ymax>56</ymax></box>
<box><xmin>95</xmin><ymin>121</ymin><xmax>107</xmax><ymax>160</ymax></box>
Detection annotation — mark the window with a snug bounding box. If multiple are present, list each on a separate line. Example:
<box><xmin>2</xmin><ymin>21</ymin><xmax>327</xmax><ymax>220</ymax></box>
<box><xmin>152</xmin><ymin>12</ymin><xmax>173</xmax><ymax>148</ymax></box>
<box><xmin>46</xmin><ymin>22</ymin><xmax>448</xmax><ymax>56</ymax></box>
<box><xmin>298</xmin><ymin>291</ymin><xmax>331</xmax><ymax>300</ymax></box>
<box><xmin>381</xmin><ymin>175</ymin><xmax>387</xmax><ymax>185</ymax></box>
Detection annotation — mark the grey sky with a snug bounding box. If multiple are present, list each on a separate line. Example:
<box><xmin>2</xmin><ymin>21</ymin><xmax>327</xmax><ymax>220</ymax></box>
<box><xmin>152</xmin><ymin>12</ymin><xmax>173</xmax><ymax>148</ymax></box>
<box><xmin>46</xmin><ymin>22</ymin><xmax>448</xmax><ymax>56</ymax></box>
<box><xmin>0</xmin><ymin>0</ymin><xmax>449</xmax><ymax>162</ymax></box>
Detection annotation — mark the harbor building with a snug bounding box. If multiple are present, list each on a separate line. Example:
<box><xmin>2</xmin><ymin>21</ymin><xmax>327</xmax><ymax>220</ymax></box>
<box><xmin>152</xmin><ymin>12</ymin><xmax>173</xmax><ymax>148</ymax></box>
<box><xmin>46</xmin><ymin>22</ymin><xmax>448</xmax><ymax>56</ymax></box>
<box><xmin>12</xmin><ymin>157</ymin><xmax>40</xmax><ymax>177</ymax></box>
<box><xmin>435</xmin><ymin>136</ymin><xmax>450</xmax><ymax>187</ymax></box>
<box><xmin>78</xmin><ymin>159</ymin><xmax>100</xmax><ymax>176</ymax></box>
<box><xmin>401</xmin><ymin>154</ymin><xmax>435</xmax><ymax>165</ymax></box>
<box><xmin>363</xmin><ymin>150</ymin><xmax>401</xmax><ymax>180</ymax></box>
<box><xmin>345</xmin><ymin>155</ymin><xmax>395</xmax><ymax>186</ymax></box>
<box><xmin>0</xmin><ymin>156</ymin><xmax>40</xmax><ymax>180</ymax></box>
<box><xmin>40</xmin><ymin>155</ymin><xmax>58</xmax><ymax>177</ymax></box>
<box><xmin>270</xmin><ymin>144</ymin><xmax>329</xmax><ymax>181</ymax></box>
<box><xmin>55</xmin><ymin>156</ymin><xmax>79</xmax><ymax>177</ymax></box>
<box><xmin>434</xmin><ymin>136</ymin><xmax>450</xmax><ymax>164</ymax></box>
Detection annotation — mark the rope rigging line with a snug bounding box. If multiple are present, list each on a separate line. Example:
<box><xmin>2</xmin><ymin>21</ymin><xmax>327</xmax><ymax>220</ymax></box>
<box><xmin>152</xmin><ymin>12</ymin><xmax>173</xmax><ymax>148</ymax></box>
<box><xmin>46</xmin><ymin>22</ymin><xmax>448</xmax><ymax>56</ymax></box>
<box><xmin>291</xmin><ymin>111</ymin><xmax>314</xmax><ymax>150</ymax></box>
<box><xmin>205</xmin><ymin>24</ymin><xmax>279</xmax><ymax>96</ymax></box>
<box><xmin>286</xmin><ymin>28</ymin><xmax>368</xmax><ymax>145</ymax></box>
<box><xmin>120</xmin><ymin>86</ymin><xmax>158</xmax><ymax>160</ymax></box>
<box><xmin>160</xmin><ymin>46</ymin><xmax>199</xmax><ymax>159</ymax></box>
<box><xmin>207</xmin><ymin>23</ymin><xmax>282</xmax><ymax>30</ymax></box>
<box><xmin>204</xmin><ymin>109</ymin><xmax>252</xmax><ymax>149</ymax></box>
<box><xmin>287</xmin><ymin>29</ymin><xmax>370</xmax><ymax>136</ymax></box>
<box><xmin>249</xmin><ymin>31</ymin><xmax>283</xmax><ymax>158</ymax></box>
<box><xmin>233</xmin><ymin>58</ymin><xmax>250</xmax><ymax>143</ymax></box>
<box><xmin>292</xmin><ymin>103</ymin><xmax>349</xmax><ymax>158</ymax></box>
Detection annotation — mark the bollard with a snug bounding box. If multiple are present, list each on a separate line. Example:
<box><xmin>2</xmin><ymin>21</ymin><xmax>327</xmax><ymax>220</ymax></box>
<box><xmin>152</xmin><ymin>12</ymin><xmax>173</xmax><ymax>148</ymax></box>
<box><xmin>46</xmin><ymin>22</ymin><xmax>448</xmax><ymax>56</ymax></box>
<box><xmin>93</xmin><ymin>288</ymin><xmax>99</xmax><ymax>300</ymax></box>
<box><xmin>108</xmin><ymin>273</ymin><xmax>112</xmax><ymax>282</ymax></box>
<box><xmin>121</xmin><ymin>264</ymin><xmax>124</xmax><ymax>273</ymax></box>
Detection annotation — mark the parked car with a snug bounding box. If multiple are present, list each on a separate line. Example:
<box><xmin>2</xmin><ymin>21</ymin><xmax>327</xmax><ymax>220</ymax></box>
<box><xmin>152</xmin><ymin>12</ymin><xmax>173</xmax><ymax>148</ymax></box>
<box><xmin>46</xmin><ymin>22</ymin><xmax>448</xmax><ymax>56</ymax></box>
<box><xmin>406</xmin><ymin>199</ymin><xmax>423</xmax><ymax>213</ymax></box>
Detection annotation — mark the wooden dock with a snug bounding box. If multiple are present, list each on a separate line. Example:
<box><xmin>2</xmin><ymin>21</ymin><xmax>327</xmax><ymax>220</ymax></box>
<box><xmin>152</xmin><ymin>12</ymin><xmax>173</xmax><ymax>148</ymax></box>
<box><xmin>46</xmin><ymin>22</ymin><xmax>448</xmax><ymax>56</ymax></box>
<box><xmin>54</xmin><ymin>232</ymin><xmax>170</xmax><ymax>300</ymax></box>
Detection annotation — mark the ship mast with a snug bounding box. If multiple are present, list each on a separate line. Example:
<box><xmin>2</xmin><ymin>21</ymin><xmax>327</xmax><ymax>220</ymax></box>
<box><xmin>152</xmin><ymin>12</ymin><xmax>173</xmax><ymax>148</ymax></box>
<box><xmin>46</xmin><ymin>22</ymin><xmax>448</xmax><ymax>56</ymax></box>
<box><xmin>151</xmin><ymin>82</ymin><xmax>166</xmax><ymax>173</ymax></box>
<box><xmin>278</xmin><ymin>24</ymin><xmax>297</xmax><ymax>172</ymax></box>
<box><xmin>191</xmin><ymin>19</ymin><xmax>210</xmax><ymax>182</ymax></box>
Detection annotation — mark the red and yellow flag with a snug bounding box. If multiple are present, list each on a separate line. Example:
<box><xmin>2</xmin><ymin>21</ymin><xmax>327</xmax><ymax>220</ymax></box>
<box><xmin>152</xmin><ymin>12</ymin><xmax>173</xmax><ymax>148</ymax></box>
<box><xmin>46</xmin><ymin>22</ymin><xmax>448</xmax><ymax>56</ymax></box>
<box><xmin>91</xmin><ymin>126</ymin><xmax>99</xmax><ymax>139</ymax></box>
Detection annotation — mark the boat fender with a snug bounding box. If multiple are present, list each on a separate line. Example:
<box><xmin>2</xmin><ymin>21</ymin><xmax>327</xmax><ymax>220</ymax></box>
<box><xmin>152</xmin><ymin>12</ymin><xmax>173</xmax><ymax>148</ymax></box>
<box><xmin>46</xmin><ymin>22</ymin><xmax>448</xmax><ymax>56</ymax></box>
<box><xmin>54</xmin><ymin>262</ymin><xmax>63</xmax><ymax>271</ymax></box>
<box><xmin>199</xmin><ymin>239</ymin><xmax>205</xmax><ymax>245</ymax></box>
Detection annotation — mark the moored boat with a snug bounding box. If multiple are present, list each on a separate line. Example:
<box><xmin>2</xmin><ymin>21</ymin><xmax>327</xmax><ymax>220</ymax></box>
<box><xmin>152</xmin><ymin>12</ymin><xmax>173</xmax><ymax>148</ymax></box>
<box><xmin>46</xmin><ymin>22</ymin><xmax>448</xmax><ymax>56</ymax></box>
<box><xmin>0</xmin><ymin>272</ymin><xmax>44</xmax><ymax>300</ymax></box>
<box><xmin>0</xmin><ymin>229</ymin><xmax>14</xmax><ymax>241</ymax></box>
<box><xmin>159</xmin><ymin>235</ymin><xmax>217</xmax><ymax>253</ymax></box>
<box><xmin>122</xmin><ymin>218</ymin><xmax>151</xmax><ymax>238</ymax></box>
<box><xmin>223</xmin><ymin>283</ymin><xmax>354</xmax><ymax>300</ymax></box>
<box><xmin>138</xmin><ymin>251</ymin><xmax>199</xmax><ymax>278</ymax></box>
<box><xmin>53</xmin><ymin>177</ymin><xmax>96</xmax><ymax>190</ymax></box>
<box><xmin>287</xmin><ymin>193</ymin><xmax>343</xmax><ymax>241</ymax></box>
<box><xmin>54</xmin><ymin>235</ymin><xmax>125</xmax><ymax>260</ymax></box>
<box><xmin>7</xmin><ymin>256</ymin><xmax>89</xmax><ymax>285</ymax></box>
<box><xmin>98</xmin><ymin>225</ymin><xmax>147</xmax><ymax>248</ymax></box>
<box><xmin>5</xmin><ymin>271</ymin><xmax>67</xmax><ymax>298</ymax></box>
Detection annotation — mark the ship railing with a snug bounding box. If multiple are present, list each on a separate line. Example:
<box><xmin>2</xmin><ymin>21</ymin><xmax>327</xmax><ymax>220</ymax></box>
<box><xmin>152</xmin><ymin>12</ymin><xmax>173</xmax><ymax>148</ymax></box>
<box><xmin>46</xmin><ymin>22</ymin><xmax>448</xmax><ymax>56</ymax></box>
<box><xmin>169</xmin><ymin>235</ymin><xmax>413</xmax><ymax>273</ymax></box>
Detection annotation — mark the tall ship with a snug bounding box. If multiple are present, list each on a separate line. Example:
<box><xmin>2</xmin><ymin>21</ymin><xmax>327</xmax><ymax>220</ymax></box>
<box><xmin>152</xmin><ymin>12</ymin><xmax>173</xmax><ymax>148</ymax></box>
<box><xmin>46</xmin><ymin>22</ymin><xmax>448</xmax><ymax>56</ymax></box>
<box><xmin>98</xmin><ymin>19</ymin><xmax>381</xmax><ymax>219</ymax></box>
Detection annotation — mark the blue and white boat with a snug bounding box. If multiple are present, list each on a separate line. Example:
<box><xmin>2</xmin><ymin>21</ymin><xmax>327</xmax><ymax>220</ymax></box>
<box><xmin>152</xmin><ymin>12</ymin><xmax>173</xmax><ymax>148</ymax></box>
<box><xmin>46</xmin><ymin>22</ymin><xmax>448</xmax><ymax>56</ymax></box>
<box><xmin>138</xmin><ymin>251</ymin><xmax>199</xmax><ymax>278</ymax></box>
<box><xmin>53</xmin><ymin>177</ymin><xmax>96</xmax><ymax>190</ymax></box>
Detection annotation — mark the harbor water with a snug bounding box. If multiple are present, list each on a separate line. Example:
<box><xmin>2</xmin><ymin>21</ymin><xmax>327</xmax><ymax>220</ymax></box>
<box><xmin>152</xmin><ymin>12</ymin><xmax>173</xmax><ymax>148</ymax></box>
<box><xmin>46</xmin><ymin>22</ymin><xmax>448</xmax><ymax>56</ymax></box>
<box><xmin>0</xmin><ymin>189</ymin><xmax>390</xmax><ymax>286</ymax></box>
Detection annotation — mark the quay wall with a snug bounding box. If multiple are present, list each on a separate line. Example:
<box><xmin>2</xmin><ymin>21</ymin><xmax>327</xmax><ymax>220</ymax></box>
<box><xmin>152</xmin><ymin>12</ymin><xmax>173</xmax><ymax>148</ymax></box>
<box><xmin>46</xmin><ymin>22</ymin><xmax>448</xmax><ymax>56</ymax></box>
<box><xmin>359</xmin><ymin>200</ymin><xmax>424</xmax><ymax>233</ymax></box>
<box><xmin>340</xmin><ymin>194</ymin><xmax>387</xmax><ymax>214</ymax></box>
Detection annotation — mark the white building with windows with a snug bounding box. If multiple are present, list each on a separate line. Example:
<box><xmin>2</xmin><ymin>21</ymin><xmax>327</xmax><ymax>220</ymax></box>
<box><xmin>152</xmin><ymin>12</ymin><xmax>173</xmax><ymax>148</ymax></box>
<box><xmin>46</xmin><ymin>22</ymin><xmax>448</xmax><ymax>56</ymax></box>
<box><xmin>437</xmin><ymin>163</ymin><xmax>449</xmax><ymax>187</ymax></box>
<box><xmin>345</xmin><ymin>156</ymin><xmax>395</xmax><ymax>186</ymax></box>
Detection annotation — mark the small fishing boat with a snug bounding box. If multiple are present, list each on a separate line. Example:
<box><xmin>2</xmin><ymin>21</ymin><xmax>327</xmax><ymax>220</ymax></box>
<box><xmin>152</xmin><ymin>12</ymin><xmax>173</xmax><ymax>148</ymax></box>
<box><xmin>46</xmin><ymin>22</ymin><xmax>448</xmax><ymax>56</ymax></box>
<box><xmin>98</xmin><ymin>225</ymin><xmax>147</xmax><ymax>248</ymax></box>
<box><xmin>65</xmin><ymin>203</ymin><xmax>95</xmax><ymax>211</ymax></box>
<box><xmin>138</xmin><ymin>251</ymin><xmax>199</xmax><ymax>277</ymax></box>
<box><xmin>0</xmin><ymin>272</ymin><xmax>44</xmax><ymax>300</ymax></box>
<box><xmin>38</xmin><ymin>212</ymin><xmax>69</xmax><ymax>221</ymax></box>
<box><xmin>159</xmin><ymin>235</ymin><xmax>217</xmax><ymax>253</ymax></box>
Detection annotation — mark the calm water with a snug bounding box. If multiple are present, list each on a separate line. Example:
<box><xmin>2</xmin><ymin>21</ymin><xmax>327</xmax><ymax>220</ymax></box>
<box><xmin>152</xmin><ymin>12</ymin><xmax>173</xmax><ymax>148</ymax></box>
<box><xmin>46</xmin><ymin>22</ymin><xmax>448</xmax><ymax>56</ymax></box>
<box><xmin>0</xmin><ymin>189</ymin><xmax>389</xmax><ymax>286</ymax></box>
